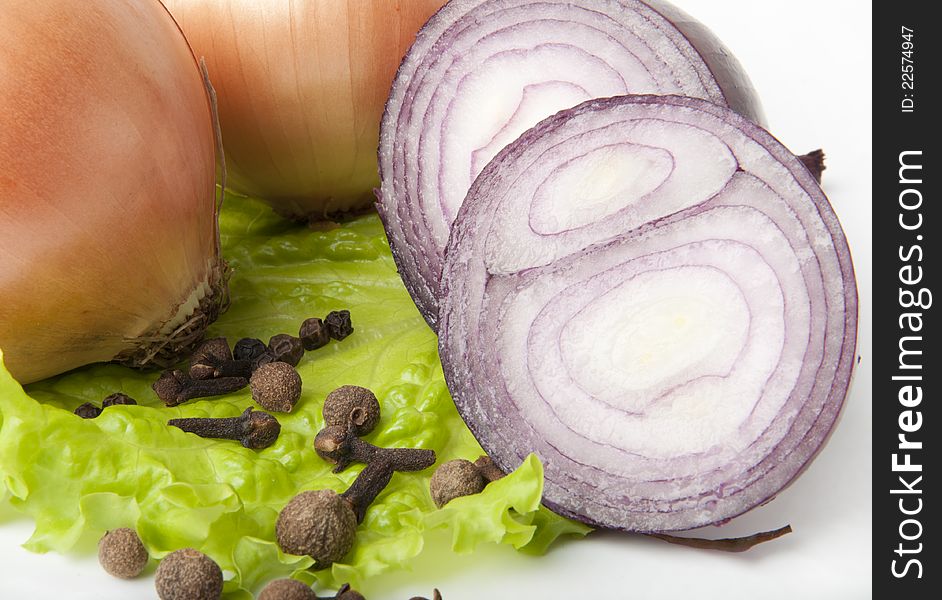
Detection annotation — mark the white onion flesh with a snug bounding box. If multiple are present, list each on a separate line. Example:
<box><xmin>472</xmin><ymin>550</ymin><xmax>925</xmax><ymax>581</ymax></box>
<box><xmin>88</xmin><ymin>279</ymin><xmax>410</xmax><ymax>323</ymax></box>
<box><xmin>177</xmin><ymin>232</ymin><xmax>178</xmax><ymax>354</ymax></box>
<box><xmin>378</xmin><ymin>0</ymin><xmax>764</xmax><ymax>328</ymax></box>
<box><xmin>438</xmin><ymin>96</ymin><xmax>857</xmax><ymax>531</ymax></box>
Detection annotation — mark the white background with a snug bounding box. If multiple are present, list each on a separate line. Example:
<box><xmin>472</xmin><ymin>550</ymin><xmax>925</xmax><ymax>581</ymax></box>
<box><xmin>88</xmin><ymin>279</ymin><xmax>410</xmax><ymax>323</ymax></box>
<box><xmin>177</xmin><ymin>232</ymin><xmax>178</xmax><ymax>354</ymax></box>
<box><xmin>1</xmin><ymin>1</ymin><xmax>872</xmax><ymax>598</ymax></box>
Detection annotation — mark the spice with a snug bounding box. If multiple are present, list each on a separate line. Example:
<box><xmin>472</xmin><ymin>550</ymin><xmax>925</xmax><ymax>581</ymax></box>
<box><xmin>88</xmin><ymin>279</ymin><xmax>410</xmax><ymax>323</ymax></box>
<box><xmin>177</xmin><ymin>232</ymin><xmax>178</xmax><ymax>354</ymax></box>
<box><xmin>324</xmin><ymin>310</ymin><xmax>353</xmax><ymax>340</ymax></box>
<box><xmin>257</xmin><ymin>578</ymin><xmax>318</xmax><ymax>600</ymax></box>
<box><xmin>473</xmin><ymin>455</ymin><xmax>505</xmax><ymax>483</ymax></box>
<box><xmin>155</xmin><ymin>548</ymin><xmax>223</xmax><ymax>600</ymax></box>
<box><xmin>277</xmin><ymin>455</ymin><xmax>434</xmax><ymax>565</ymax></box>
<box><xmin>98</xmin><ymin>528</ymin><xmax>148</xmax><ymax>579</ymax></box>
<box><xmin>268</xmin><ymin>333</ymin><xmax>305</xmax><ymax>366</ymax></box>
<box><xmin>333</xmin><ymin>584</ymin><xmax>366</xmax><ymax>600</ymax></box>
<box><xmin>250</xmin><ymin>362</ymin><xmax>302</xmax><ymax>412</ymax></box>
<box><xmin>74</xmin><ymin>402</ymin><xmax>102</xmax><ymax>419</ymax></box>
<box><xmin>190</xmin><ymin>337</ymin><xmax>232</xmax><ymax>368</ymax></box>
<box><xmin>152</xmin><ymin>369</ymin><xmax>248</xmax><ymax>407</ymax></box>
<box><xmin>102</xmin><ymin>392</ymin><xmax>137</xmax><ymax>408</ymax></box>
<box><xmin>314</xmin><ymin>425</ymin><xmax>435</xmax><ymax>474</ymax></box>
<box><xmin>408</xmin><ymin>591</ymin><xmax>442</xmax><ymax>600</ymax></box>
<box><xmin>298</xmin><ymin>317</ymin><xmax>330</xmax><ymax>351</ymax></box>
<box><xmin>168</xmin><ymin>407</ymin><xmax>281</xmax><ymax>449</ymax></box>
<box><xmin>210</xmin><ymin>358</ymin><xmax>255</xmax><ymax>379</ymax></box>
<box><xmin>189</xmin><ymin>337</ymin><xmax>236</xmax><ymax>379</ymax></box>
<box><xmin>233</xmin><ymin>337</ymin><xmax>269</xmax><ymax>362</ymax></box>
<box><xmin>322</xmin><ymin>385</ymin><xmax>380</xmax><ymax>436</ymax></box>
<box><xmin>430</xmin><ymin>456</ymin><xmax>505</xmax><ymax>508</ymax></box>
<box><xmin>276</xmin><ymin>489</ymin><xmax>358</xmax><ymax>566</ymax></box>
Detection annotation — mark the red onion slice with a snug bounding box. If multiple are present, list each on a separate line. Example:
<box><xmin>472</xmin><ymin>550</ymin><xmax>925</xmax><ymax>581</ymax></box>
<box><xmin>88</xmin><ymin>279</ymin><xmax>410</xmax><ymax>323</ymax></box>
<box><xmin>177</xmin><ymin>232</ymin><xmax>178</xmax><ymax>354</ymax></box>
<box><xmin>377</xmin><ymin>0</ymin><xmax>764</xmax><ymax>329</ymax></box>
<box><xmin>438</xmin><ymin>95</ymin><xmax>857</xmax><ymax>532</ymax></box>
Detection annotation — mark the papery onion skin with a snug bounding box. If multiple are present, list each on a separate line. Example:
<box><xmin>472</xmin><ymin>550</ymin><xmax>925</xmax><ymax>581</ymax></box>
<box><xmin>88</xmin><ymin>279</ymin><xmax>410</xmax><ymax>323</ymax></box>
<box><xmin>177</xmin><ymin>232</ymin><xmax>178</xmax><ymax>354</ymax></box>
<box><xmin>438</xmin><ymin>95</ymin><xmax>857</xmax><ymax>532</ymax></box>
<box><xmin>161</xmin><ymin>0</ymin><xmax>446</xmax><ymax>220</ymax></box>
<box><xmin>0</xmin><ymin>0</ymin><xmax>221</xmax><ymax>384</ymax></box>
<box><xmin>377</xmin><ymin>0</ymin><xmax>765</xmax><ymax>330</ymax></box>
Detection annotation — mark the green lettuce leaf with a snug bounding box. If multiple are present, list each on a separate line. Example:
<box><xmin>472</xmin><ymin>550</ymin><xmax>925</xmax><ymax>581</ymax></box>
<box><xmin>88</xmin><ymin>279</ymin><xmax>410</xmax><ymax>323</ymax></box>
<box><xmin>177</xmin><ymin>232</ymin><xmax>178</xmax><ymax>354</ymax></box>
<box><xmin>0</xmin><ymin>195</ymin><xmax>590</xmax><ymax>596</ymax></box>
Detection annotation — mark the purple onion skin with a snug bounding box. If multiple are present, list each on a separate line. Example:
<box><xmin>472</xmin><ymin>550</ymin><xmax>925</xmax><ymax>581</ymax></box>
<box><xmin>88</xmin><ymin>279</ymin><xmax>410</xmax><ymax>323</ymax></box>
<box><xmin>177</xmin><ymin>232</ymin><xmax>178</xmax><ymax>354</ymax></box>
<box><xmin>643</xmin><ymin>0</ymin><xmax>767</xmax><ymax>125</ymax></box>
<box><xmin>438</xmin><ymin>95</ymin><xmax>857</xmax><ymax>532</ymax></box>
<box><xmin>377</xmin><ymin>0</ymin><xmax>766</xmax><ymax>331</ymax></box>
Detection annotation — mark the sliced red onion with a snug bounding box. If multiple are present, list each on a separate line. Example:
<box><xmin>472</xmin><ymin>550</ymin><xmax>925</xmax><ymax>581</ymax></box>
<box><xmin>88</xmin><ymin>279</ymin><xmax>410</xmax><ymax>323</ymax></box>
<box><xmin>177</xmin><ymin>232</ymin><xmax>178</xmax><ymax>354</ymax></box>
<box><xmin>377</xmin><ymin>0</ymin><xmax>764</xmax><ymax>329</ymax></box>
<box><xmin>438</xmin><ymin>95</ymin><xmax>857</xmax><ymax>532</ymax></box>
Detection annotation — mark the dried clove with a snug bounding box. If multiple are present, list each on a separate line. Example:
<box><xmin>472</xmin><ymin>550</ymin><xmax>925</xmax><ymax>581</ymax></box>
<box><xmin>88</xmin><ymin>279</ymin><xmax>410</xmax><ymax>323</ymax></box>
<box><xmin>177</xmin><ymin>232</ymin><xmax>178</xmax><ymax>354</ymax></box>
<box><xmin>152</xmin><ymin>369</ymin><xmax>248</xmax><ymax>407</ymax></box>
<box><xmin>322</xmin><ymin>385</ymin><xmax>380</xmax><ymax>436</ymax></box>
<box><xmin>430</xmin><ymin>456</ymin><xmax>505</xmax><ymax>507</ymax></box>
<box><xmin>268</xmin><ymin>333</ymin><xmax>305</xmax><ymax>366</ymax></box>
<box><xmin>324</xmin><ymin>310</ymin><xmax>353</xmax><ymax>340</ymax></box>
<box><xmin>74</xmin><ymin>402</ymin><xmax>102</xmax><ymax>419</ymax></box>
<box><xmin>168</xmin><ymin>407</ymin><xmax>281</xmax><ymax>449</ymax></box>
<box><xmin>298</xmin><ymin>317</ymin><xmax>330</xmax><ymax>351</ymax></box>
<box><xmin>98</xmin><ymin>528</ymin><xmax>149</xmax><ymax>579</ymax></box>
<box><xmin>102</xmin><ymin>392</ymin><xmax>137</xmax><ymax>408</ymax></box>
<box><xmin>250</xmin><ymin>362</ymin><xmax>302</xmax><ymax>412</ymax></box>
<box><xmin>314</xmin><ymin>424</ymin><xmax>435</xmax><ymax>474</ymax></box>
<box><xmin>155</xmin><ymin>547</ymin><xmax>223</xmax><ymax>600</ymax></box>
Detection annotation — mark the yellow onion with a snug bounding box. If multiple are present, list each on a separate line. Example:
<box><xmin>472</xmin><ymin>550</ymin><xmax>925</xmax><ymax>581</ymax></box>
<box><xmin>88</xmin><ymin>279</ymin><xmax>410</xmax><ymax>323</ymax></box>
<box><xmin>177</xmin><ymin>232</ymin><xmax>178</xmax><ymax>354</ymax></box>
<box><xmin>0</xmin><ymin>0</ymin><xmax>223</xmax><ymax>384</ymax></box>
<box><xmin>162</xmin><ymin>0</ymin><xmax>446</xmax><ymax>220</ymax></box>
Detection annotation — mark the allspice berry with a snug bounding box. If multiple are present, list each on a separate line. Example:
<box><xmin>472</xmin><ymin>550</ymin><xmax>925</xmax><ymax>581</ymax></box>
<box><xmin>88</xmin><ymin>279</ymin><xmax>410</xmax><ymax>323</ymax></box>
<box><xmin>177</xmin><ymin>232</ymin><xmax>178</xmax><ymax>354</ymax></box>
<box><xmin>258</xmin><ymin>578</ymin><xmax>318</xmax><ymax>600</ymax></box>
<box><xmin>155</xmin><ymin>548</ymin><xmax>223</xmax><ymax>600</ymax></box>
<box><xmin>98</xmin><ymin>528</ymin><xmax>148</xmax><ymax>579</ymax></box>
<box><xmin>338</xmin><ymin>587</ymin><xmax>367</xmax><ymax>600</ymax></box>
<box><xmin>323</xmin><ymin>385</ymin><xmax>380</xmax><ymax>436</ymax></box>
<box><xmin>429</xmin><ymin>459</ymin><xmax>487</xmax><ymax>508</ymax></box>
<box><xmin>276</xmin><ymin>490</ymin><xmax>357</xmax><ymax>566</ymax></box>
<box><xmin>251</xmin><ymin>362</ymin><xmax>302</xmax><ymax>412</ymax></box>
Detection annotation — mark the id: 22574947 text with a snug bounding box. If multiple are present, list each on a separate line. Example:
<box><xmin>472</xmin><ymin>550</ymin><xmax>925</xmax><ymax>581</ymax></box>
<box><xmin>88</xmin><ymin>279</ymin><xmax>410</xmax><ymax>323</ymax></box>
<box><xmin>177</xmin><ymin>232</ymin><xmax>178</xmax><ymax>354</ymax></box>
<box><xmin>901</xmin><ymin>26</ymin><xmax>915</xmax><ymax>112</ymax></box>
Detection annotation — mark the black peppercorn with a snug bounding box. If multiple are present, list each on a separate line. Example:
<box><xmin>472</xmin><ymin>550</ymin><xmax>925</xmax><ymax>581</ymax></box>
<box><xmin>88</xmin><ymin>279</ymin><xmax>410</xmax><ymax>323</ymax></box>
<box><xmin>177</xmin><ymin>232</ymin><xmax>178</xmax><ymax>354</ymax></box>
<box><xmin>102</xmin><ymin>393</ymin><xmax>137</xmax><ymax>408</ymax></box>
<box><xmin>74</xmin><ymin>402</ymin><xmax>102</xmax><ymax>419</ymax></box>
<box><xmin>233</xmin><ymin>337</ymin><xmax>269</xmax><ymax>362</ymax></box>
<box><xmin>324</xmin><ymin>310</ymin><xmax>353</xmax><ymax>340</ymax></box>
<box><xmin>299</xmin><ymin>317</ymin><xmax>330</xmax><ymax>351</ymax></box>
<box><xmin>269</xmin><ymin>334</ymin><xmax>305</xmax><ymax>367</ymax></box>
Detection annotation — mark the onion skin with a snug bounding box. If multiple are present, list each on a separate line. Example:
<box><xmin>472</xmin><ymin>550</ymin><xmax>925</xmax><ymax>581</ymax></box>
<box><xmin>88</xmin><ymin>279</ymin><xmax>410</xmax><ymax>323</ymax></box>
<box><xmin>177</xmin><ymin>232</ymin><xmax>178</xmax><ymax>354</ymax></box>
<box><xmin>0</xmin><ymin>0</ymin><xmax>220</xmax><ymax>384</ymax></box>
<box><xmin>643</xmin><ymin>0</ymin><xmax>766</xmax><ymax>125</ymax></box>
<box><xmin>439</xmin><ymin>95</ymin><xmax>857</xmax><ymax>532</ymax></box>
<box><xmin>377</xmin><ymin>0</ymin><xmax>765</xmax><ymax>330</ymax></box>
<box><xmin>161</xmin><ymin>0</ymin><xmax>446</xmax><ymax>220</ymax></box>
